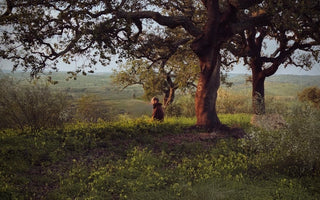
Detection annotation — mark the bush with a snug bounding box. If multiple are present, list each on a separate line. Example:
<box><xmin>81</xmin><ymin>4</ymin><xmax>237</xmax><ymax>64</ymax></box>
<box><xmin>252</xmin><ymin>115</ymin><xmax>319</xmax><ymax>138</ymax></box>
<box><xmin>298</xmin><ymin>86</ymin><xmax>320</xmax><ymax>109</ymax></box>
<box><xmin>165</xmin><ymin>103</ymin><xmax>182</xmax><ymax>117</ymax></box>
<box><xmin>243</xmin><ymin>102</ymin><xmax>320</xmax><ymax>176</ymax></box>
<box><xmin>166</xmin><ymin>95</ymin><xmax>195</xmax><ymax>117</ymax></box>
<box><xmin>0</xmin><ymin>76</ymin><xmax>69</xmax><ymax>130</ymax></box>
<box><xmin>216</xmin><ymin>89</ymin><xmax>252</xmax><ymax>114</ymax></box>
<box><xmin>265</xmin><ymin>96</ymin><xmax>291</xmax><ymax>114</ymax></box>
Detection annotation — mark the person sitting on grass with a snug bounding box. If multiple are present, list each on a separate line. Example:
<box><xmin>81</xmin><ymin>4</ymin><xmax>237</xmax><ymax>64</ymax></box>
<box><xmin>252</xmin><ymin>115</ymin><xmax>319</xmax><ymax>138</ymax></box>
<box><xmin>151</xmin><ymin>97</ymin><xmax>164</xmax><ymax>122</ymax></box>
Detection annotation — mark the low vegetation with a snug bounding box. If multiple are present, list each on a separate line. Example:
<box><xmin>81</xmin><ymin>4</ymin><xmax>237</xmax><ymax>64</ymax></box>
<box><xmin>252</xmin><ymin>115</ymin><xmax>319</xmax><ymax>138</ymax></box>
<box><xmin>1</xmin><ymin>106</ymin><xmax>320</xmax><ymax>199</ymax></box>
<box><xmin>0</xmin><ymin>73</ymin><xmax>319</xmax><ymax>199</ymax></box>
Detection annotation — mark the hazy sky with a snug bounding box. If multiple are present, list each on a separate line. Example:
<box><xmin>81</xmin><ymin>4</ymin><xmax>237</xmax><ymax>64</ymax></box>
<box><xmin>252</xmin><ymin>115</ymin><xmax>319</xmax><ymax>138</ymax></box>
<box><xmin>1</xmin><ymin>58</ymin><xmax>320</xmax><ymax>75</ymax></box>
<box><xmin>231</xmin><ymin>62</ymin><xmax>320</xmax><ymax>75</ymax></box>
<box><xmin>1</xmin><ymin>36</ymin><xmax>319</xmax><ymax>75</ymax></box>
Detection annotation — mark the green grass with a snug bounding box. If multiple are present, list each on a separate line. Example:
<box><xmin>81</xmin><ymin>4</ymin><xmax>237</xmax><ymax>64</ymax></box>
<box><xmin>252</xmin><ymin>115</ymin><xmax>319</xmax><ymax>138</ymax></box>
<box><xmin>1</xmin><ymin>113</ymin><xmax>320</xmax><ymax>199</ymax></box>
<box><xmin>188</xmin><ymin>177</ymin><xmax>317</xmax><ymax>200</ymax></box>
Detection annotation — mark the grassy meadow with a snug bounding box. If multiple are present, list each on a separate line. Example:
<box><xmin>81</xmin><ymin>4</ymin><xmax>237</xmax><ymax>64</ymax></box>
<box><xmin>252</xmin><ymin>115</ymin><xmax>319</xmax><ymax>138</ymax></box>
<box><xmin>0</xmin><ymin>71</ymin><xmax>320</xmax><ymax>199</ymax></box>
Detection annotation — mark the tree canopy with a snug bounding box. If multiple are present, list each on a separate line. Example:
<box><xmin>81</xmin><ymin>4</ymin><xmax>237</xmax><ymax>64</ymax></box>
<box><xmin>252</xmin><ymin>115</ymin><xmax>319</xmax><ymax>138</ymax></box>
<box><xmin>0</xmin><ymin>0</ymin><xmax>267</xmax><ymax>75</ymax></box>
<box><xmin>2</xmin><ymin>0</ymin><xmax>313</xmax><ymax>129</ymax></box>
<box><xmin>0</xmin><ymin>0</ymin><xmax>199</xmax><ymax>76</ymax></box>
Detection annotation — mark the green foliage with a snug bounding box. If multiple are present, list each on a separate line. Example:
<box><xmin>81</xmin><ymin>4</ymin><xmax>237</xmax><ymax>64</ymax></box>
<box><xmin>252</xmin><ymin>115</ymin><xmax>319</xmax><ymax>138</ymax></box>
<box><xmin>268</xmin><ymin>0</ymin><xmax>320</xmax><ymax>43</ymax></box>
<box><xmin>165</xmin><ymin>103</ymin><xmax>183</xmax><ymax>117</ymax></box>
<box><xmin>112</xmin><ymin>50</ymin><xmax>199</xmax><ymax>102</ymax></box>
<box><xmin>0</xmin><ymin>77</ymin><xmax>69</xmax><ymax>131</ymax></box>
<box><xmin>83</xmin><ymin>148</ymin><xmax>171</xmax><ymax>199</ymax></box>
<box><xmin>166</xmin><ymin>94</ymin><xmax>196</xmax><ymax>117</ymax></box>
<box><xmin>53</xmin><ymin>140</ymin><xmax>250</xmax><ymax>199</ymax></box>
<box><xmin>218</xmin><ymin>113</ymin><xmax>252</xmax><ymax>130</ymax></box>
<box><xmin>188</xmin><ymin>177</ymin><xmax>315</xmax><ymax>200</ymax></box>
<box><xmin>112</xmin><ymin>60</ymin><xmax>164</xmax><ymax>100</ymax></box>
<box><xmin>1</xmin><ymin>72</ymin><xmax>320</xmax><ymax>199</ymax></box>
<box><xmin>298</xmin><ymin>86</ymin><xmax>320</xmax><ymax>109</ymax></box>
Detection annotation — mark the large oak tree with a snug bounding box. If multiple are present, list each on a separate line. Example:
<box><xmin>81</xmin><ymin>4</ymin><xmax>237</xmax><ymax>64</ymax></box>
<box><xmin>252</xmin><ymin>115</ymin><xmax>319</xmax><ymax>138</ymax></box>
<box><xmin>0</xmin><ymin>0</ymin><xmax>269</xmax><ymax>129</ymax></box>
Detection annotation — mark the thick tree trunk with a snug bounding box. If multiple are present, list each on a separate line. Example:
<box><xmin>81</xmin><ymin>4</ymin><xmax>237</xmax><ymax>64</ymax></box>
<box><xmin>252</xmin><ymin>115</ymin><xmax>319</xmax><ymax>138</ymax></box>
<box><xmin>251</xmin><ymin>60</ymin><xmax>266</xmax><ymax>115</ymax></box>
<box><xmin>190</xmin><ymin>0</ymin><xmax>223</xmax><ymax>129</ymax></box>
<box><xmin>190</xmin><ymin>0</ymin><xmax>243</xmax><ymax>129</ymax></box>
<box><xmin>195</xmin><ymin>57</ymin><xmax>221</xmax><ymax>128</ymax></box>
<box><xmin>192</xmin><ymin>39</ymin><xmax>222</xmax><ymax>128</ymax></box>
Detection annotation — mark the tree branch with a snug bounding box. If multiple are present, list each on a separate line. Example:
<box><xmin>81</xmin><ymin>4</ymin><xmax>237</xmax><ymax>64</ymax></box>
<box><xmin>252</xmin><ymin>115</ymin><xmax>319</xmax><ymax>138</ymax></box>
<box><xmin>262</xmin><ymin>62</ymin><xmax>280</xmax><ymax>77</ymax></box>
<box><xmin>286</xmin><ymin>56</ymin><xmax>305</xmax><ymax>68</ymax></box>
<box><xmin>235</xmin><ymin>0</ymin><xmax>264</xmax><ymax>9</ymax></box>
<box><xmin>262</xmin><ymin>41</ymin><xmax>314</xmax><ymax>77</ymax></box>
<box><xmin>1</xmin><ymin>0</ymin><xmax>13</xmax><ymax>17</ymax></box>
<box><xmin>116</xmin><ymin>10</ymin><xmax>202</xmax><ymax>37</ymax></box>
<box><xmin>260</xmin><ymin>56</ymin><xmax>276</xmax><ymax>63</ymax></box>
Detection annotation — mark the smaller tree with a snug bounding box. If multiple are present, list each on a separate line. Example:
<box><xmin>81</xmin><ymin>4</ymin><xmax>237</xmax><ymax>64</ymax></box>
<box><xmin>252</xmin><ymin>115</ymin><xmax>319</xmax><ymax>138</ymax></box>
<box><xmin>112</xmin><ymin>32</ymin><xmax>199</xmax><ymax>108</ymax></box>
<box><xmin>298</xmin><ymin>86</ymin><xmax>320</xmax><ymax>109</ymax></box>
